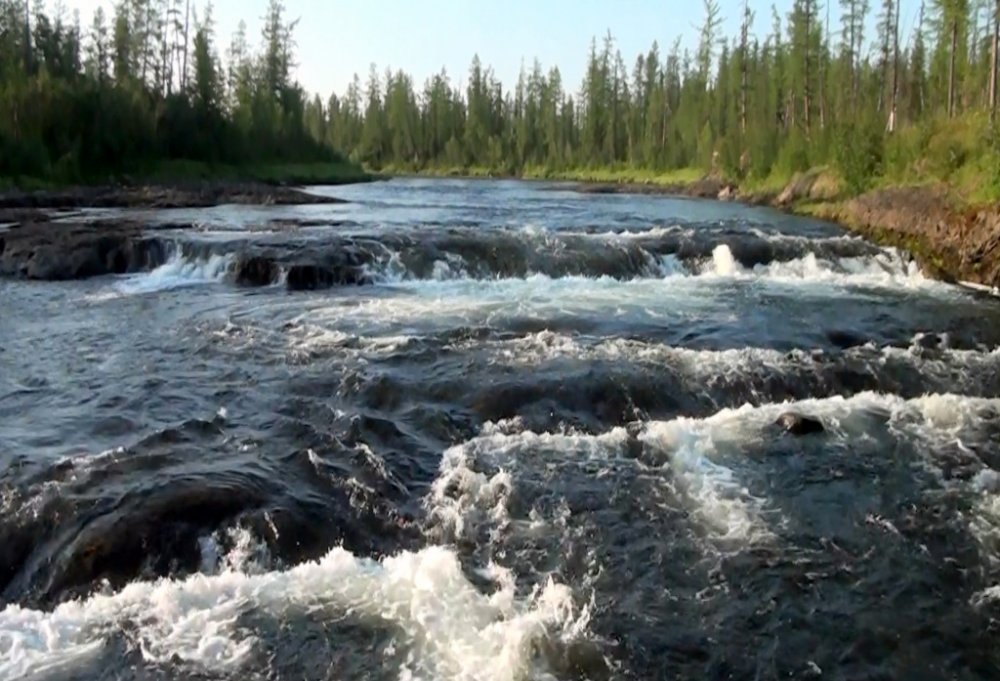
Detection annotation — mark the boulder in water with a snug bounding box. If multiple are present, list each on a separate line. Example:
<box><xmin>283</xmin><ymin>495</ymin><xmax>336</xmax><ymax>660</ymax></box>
<box><xmin>825</xmin><ymin>328</ymin><xmax>867</xmax><ymax>349</ymax></box>
<box><xmin>913</xmin><ymin>332</ymin><xmax>944</xmax><ymax>350</ymax></box>
<box><xmin>286</xmin><ymin>263</ymin><xmax>337</xmax><ymax>290</ymax></box>
<box><xmin>775</xmin><ymin>412</ymin><xmax>825</xmax><ymax>436</ymax></box>
<box><xmin>235</xmin><ymin>255</ymin><xmax>281</xmax><ymax>287</ymax></box>
<box><xmin>285</xmin><ymin>262</ymin><xmax>371</xmax><ymax>290</ymax></box>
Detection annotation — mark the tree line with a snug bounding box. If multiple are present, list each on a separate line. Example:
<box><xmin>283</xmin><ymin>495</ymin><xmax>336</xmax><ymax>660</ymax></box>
<box><xmin>2</xmin><ymin>0</ymin><xmax>998</xmax><ymax>191</ymax></box>
<box><xmin>314</xmin><ymin>0</ymin><xmax>1000</xmax><ymax>190</ymax></box>
<box><xmin>0</xmin><ymin>0</ymin><xmax>341</xmax><ymax>181</ymax></box>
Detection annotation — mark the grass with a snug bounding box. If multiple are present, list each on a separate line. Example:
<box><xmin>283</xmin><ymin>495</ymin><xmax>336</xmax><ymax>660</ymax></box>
<box><xmin>880</xmin><ymin>112</ymin><xmax>1000</xmax><ymax>206</ymax></box>
<box><xmin>143</xmin><ymin>159</ymin><xmax>374</xmax><ymax>186</ymax></box>
<box><xmin>527</xmin><ymin>166</ymin><xmax>704</xmax><ymax>185</ymax></box>
<box><xmin>377</xmin><ymin>163</ymin><xmax>706</xmax><ymax>186</ymax></box>
<box><xmin>738</xmin><ymin>171</ymin><xmax>794</xmax><ymax>199</ymax></box>
<box><xmin>0</xmin><ymin>159</ymin><xmax>374</xmax><ymax>191</ymax></box>
<box><xmin>392</xmin><ymin>165</ymin><xmax>497</xmax><ymax>178</ymax></box>
<box><xmin>0</xmin><ymin>175</ymin><xmax>59</xmax><ymax>191</ymax></box>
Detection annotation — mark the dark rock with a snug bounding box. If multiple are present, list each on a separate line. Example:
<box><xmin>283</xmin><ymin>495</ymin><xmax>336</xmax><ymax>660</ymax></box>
<box><xmin>913</xmin><ymin>332</ymin><xmax>944</xmax><ymax>350</ymax></box>
<box><xmin>286</xmin><ymin>263</ymin><xmax>370</xmax><ymax>290</ymax></box>
<box><xmin>775</xmin><ymin>412</ymin><xmax>825</xmax><ymax>436</ymax></box>
<box><xmin>235</xmin><ymin>255</ymin><xmax>281</xmax><ymax>287</ymax></box>
<box><xmin>286</xmin><ymin>264</ymin><xmax>336</xmax><ymax>290</ymax></box>
<box><xmin>0</xmin><ymin>221</ymin><xmax>170</xmax><ymax>280</ymax></box>
<box><xmin>625</xmin><ymin>421</ymin><xmax>645</xmax><ymax>438</ymax></box>
<box><xmin>826</xmin><ymin>328</ymin><xmax>868</xmax><ymax>349</ymax></box>
<box><xmin>0</xmin><ymin>182</ymin><xmax>351</xmax><ymax>211</ymax></box>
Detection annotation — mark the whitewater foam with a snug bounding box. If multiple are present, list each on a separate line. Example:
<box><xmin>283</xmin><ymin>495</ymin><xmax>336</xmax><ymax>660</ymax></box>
<box><xmin>427</xmin><ymin>416</ymin><xmax>769</xmax><ymax>544</ymax></box>
<box><xmin>702</xmin><ymin>244</ymin><xmax>932</xmax><ymax>289</ymax></box>
<box><xmin>115</xmin><ymin>251</ymin><xmax>233</xmax><ymax>294</ymax></box>
<box><xmin>431</xmin><ymin>391</ymin><xmax>1000</xmax><ymax>548</ymax></box>
<box><xmin>0</xmin><ymin>545</ymin><xmax>590</xmax><ymax>681</ymax></box>
<box><xmin>471</xmin><ymin>331</ymin><xmax>1000</xmax><ymax>388</ymax></box>
<box><xmin>197</xmin><ymin>526</ymin><xmax>273</xmax><ymax>575</ymax></box>
<box><xmin>282</xmin><ymin>322</ymin><xmax>415</xmax><ymax>363</ymax></box>
<box><xmin>428</xmin><ymin>428</ymin><xmax>629</xmax><ymax>542</ymax></box>
<box><xmin>646</xmin><ymin>391</ymin><xmax>1000</xmax><ymax>540</ymax></box>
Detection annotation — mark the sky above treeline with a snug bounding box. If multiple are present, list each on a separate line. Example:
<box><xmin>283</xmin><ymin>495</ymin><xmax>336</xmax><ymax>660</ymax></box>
<box><xmin>65</xmin><ymin>0</ymin><xmax>925</xmax><ymax>97</ymax></box>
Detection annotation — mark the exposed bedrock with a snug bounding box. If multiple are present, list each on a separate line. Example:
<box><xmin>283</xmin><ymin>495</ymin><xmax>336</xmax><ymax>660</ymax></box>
<box><xmin>0</xmin><ymin>182</ymin><xmax>345</xmax><ymax>210</ymax></box>
<box><xmin>0</xmin><ymin>221</ymin><xmax>170</xmax><ymax>280</ymax></box>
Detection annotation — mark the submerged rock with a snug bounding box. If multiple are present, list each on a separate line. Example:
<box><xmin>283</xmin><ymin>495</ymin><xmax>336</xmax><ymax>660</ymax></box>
<box><xmin>775</xmin><ymin>412</ymin><xmax>825</xmax><ymax>436</ymax></box>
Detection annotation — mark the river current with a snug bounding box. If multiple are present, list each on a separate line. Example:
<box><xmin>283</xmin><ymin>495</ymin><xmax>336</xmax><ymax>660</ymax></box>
<box><xmin>3</xmin><ymin>178</ymin><xmax>1000</xmax><ymax>680</ymax></box>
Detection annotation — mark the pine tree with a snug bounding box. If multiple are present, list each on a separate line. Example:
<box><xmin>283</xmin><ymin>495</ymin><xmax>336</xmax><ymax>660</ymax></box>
<box><xmin>991</xmin><ymin>0</ymin><xmax>999</xmax><ymax>118</ymax></box>
<box><xmin>85</xmin><ymin>6</ymin><xmax>109</xmax><ymax>82</ymax></box>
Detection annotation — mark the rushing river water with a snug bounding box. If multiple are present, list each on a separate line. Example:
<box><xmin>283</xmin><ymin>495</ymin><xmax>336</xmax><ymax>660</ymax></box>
<box><xmin>3</xmin><ymin>178</ymin><xmax>1000</xmax><ymax>680</ymax></box>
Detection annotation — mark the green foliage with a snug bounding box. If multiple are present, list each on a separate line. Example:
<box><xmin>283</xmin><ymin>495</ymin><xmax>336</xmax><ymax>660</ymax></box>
<box><xmin>320</xmin><ymin>0</ymin><xmax>1000</xmax><ymax>202</ymax></box>
<box><xmin>0</xmin><ymin>0</ymin><xmax>364</xmax><ymax>186</ymax></box>
<box><xmin>3</xmin><ymin>0</ymin><xmax>1000</xmax><ymax>199</ymax></box>
<box><xmin>144</xmin><ymin>160</ymin><xmax>371</xmax><ymax>185</ymax></box>
<box><xmin>834</xmin><ymin>117</ymin><xmax>884</xmax><ymax>194</ymax></box>
<box><xmin>775</xmin><ymin>128</ymin><xmax>811</xmax><ymax>177</ymax></box>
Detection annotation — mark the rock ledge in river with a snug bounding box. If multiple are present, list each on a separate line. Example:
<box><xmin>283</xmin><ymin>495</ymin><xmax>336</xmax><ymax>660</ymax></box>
<box><xmin>775</xmin><ymin>412</ymin><xmax>825</xmax><ymax>436</ymax></box>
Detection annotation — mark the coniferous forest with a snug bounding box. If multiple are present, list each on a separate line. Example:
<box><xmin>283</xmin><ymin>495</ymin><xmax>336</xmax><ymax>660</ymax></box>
<box><xmin>0</xmin><ymin>0</ymin><xmax>351</xmax><ymax>182</ymax></box>
<box><xmin>1</xmin><ymin>0</ymin><xmax>999</xmax><ymax>198</ymax></box>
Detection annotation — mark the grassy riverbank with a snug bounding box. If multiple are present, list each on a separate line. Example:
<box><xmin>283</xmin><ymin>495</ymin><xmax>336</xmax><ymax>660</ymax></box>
<box><xmin>0</xmin><ymin>159</ymin><xmax>375</xmax><ymax>192</ymax></box>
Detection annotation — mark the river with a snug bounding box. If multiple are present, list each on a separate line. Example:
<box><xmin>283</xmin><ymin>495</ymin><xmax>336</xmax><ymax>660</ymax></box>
<box><xmin>2</xmin><ymin>178</ymin><xmax>1000</xmax><ymax>680</ymax></box>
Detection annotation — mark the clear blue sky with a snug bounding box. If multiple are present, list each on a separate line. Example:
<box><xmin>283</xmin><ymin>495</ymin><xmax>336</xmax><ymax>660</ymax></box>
<box><xmin>68</xmin><ymin>0</ymin><xmax>926</xmax><ymax>97</ymax></box>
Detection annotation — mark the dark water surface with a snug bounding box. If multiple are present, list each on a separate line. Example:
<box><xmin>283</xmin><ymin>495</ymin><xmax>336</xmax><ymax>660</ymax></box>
<box><xmin>3</xmin><ymin>178</ymin><xmax>1000</xmax><ymax>680</ymax></box>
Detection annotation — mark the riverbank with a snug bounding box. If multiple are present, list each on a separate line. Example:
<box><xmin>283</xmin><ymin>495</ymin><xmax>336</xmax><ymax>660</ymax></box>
<box><xmin>407</xmin><ymin>165</ymin><xmax>1000</xmax><ymax>293</ymax></box>
<box><xmin>0</xmin><ymin>182</ymin><xmax>348</xmax><ymax>226</ymax></box>
<box><xmin>0</xmin><ymin>160</ymin><xmax>375</xmax><ymax>194</ymax></box>
<box><xmin>577</xmin><ymin>171</ymin><xmax>1000</xmax><ymax>292</ymax></box>
<box><xmin>0</xmin><ymin>158</ymin><xmax>378</xmax><ymax>222</ymax></box>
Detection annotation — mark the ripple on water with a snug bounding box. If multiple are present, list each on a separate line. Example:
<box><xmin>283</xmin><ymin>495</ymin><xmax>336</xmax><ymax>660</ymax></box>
<box><xmin>3</xmin><ymin>179</ymin><xmax>1000</xmax><ymax>680</ymax></box>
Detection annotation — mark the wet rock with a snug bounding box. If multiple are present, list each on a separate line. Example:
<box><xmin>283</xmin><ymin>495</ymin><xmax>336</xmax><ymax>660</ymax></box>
<box><xmin>775</xmin><ymin>412</ymin><xmax>825</xmax><ymax>436</ymax></box>
<box><xmin>826</xmin><ymin>328</ymin><xmax>868</xmax><ymax>349</ymax></box>
<box><xmin>913</xmin><ymin>332</ymin><xmax>944</xmax><ymax>350</ymax></box>
<box><xmin>286</xmin><ymin>264</ymin><xmax>337</xmax><ymax>290</ymax></box>
<box><xmin>286</xmin><ymin>263</ymin><xmax>370</xmax><ymax>290</ymax></box>
<box><xmin>235</xmin><ymin>255</ymin><xmax>281</xmax><ymax>286</ymax></box>
<box><xmin>626</xmin><ymin>421</ymin><xmax>645</xmax><ymax>438</ymax></box>
<box><xmin>0</xmin><ymin>221</ymin><xmax>170</xmax><ymax>280</ymax></box>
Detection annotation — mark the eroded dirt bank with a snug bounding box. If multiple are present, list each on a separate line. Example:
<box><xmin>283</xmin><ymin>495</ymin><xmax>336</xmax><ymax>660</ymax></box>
<box><xmin>570</xmin><ymin>174</ymin><xmax>1000</xmax><ymax>291</ymax></box>
<box><xmin>814</xmin><ymin>188</ymin><xmax>1000</xmax><ymax>289</ymax></box>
